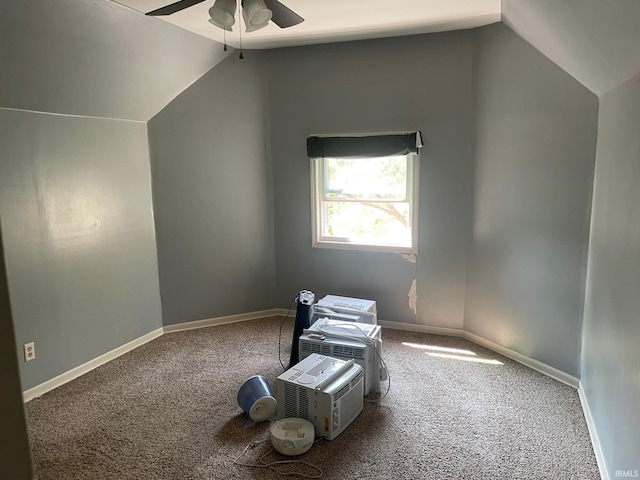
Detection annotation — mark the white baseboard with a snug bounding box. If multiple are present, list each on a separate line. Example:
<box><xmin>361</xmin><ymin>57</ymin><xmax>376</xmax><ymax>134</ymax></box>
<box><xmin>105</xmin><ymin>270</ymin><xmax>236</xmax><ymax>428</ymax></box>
<box><xmin>378</xmin><ymin>319</ymin><xmax>464</xmax><ymax>337</ymax></box>
<box><xmin>578</xmin><ymin>383</ymin><xmax>610</xmax><ymax>480</ymax></box>
<box><xmin>463</xmin><ymin>331</ymin><xmax>579</xmax><ymax>388</ymax></box>
<box><xmin>23</xmin><ymin>310</ymin><xmax>283</xmax><ymax>402</ymax></box>
<box><xmin>23</xmin><ymin>311</ymin><xmax>578</xmax><ymax>402</ymax></box>
<box><xmin>23</xmin><ymin>327</ymin><xmax>164</xmax><ymax>402</ymax></box>
<box><xmin>162</xmin><ymin>309</ymin><xmax>284</xmax><ymax>333</ymax></box>
<box><xmin>22</xmin><ymin>309</ymin><xmax>603</xmax><ymax>477</ymax></box>
<box><xmin>377</xmin><ymin>320</ymin><xmax>579</xmax><ymax>388</ymax></box>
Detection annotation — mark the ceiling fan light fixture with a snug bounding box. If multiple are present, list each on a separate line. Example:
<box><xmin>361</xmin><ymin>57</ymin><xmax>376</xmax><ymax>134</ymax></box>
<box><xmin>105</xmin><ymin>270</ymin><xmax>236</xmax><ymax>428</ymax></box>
<box><xmin>209</xmin><ymin>0</ymin><xmax>237</xmax><ymax>29</ymax></box>
<box><xmin>242</xmin><ymin>0</ymin><xmax>272</xmax><ymax>32</ymax></box>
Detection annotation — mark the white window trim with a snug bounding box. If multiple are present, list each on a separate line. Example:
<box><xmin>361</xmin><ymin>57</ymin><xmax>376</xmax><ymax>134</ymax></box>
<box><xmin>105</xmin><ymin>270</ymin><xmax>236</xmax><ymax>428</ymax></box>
<box><xmin>310</xmin><ymin>154</ymin><xmax>419</xmax><ymax>254</ymax></box>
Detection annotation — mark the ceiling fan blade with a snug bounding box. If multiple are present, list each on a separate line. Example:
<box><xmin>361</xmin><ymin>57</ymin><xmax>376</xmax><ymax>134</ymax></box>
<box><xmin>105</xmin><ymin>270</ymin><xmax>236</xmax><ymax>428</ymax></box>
<box><xmin>146</xmin><ymin>0</ymin><xmax>206</xmax><ymax>16</ymax></box>
<box><xmin>262</xmin><ymin>0</ymin><xmax>304</xmax><ymax>28</ymax></box>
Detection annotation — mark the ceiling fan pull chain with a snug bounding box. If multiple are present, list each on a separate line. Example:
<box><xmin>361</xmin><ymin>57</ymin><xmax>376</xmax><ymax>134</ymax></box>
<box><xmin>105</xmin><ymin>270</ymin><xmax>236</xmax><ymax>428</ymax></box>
<box><xmin>238</xmin><ymin>3</ymin><xmax>244</xmax><ymax>59</ymax></box>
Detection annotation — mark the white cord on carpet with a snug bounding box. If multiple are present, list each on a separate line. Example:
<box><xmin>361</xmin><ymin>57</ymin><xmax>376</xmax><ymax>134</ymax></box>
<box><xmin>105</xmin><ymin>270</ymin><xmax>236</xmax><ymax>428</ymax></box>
<box><xmin>233</xmin><ymin>432</ymin><xmax>324</xmax><ymax>478</ymax></box>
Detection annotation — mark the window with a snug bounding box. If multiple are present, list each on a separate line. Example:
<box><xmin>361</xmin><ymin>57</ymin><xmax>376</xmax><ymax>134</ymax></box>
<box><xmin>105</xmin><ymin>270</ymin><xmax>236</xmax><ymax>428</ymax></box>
<box><xmin>311</xmin><ymin>153</ymin><xmax>419</xmax><ymax>253</ymax></box>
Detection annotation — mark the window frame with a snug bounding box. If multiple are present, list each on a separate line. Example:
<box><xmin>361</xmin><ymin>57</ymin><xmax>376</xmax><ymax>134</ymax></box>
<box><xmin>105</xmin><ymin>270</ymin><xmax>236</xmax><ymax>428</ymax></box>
<box><xmin>310</xmin><ymin>153</ymin><xmax>419</xmax><ymax>254</ymax></box>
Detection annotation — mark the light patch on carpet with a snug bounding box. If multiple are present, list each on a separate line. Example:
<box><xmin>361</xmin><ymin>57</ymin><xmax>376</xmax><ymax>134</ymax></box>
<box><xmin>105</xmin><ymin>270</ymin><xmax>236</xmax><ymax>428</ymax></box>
<box><xmin>402</xmin><ymin>342</ymin><xmax>477</xmax><ymax>356</ymax></box>
<box><xmin>425</xmin><ymin>352</ymin><xmax>504</xmax><ymax>365</ymax></box>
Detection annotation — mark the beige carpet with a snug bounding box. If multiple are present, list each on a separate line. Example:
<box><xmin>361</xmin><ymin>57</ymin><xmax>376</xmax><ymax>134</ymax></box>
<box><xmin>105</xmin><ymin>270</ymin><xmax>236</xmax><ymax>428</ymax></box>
<box><xmin>25</xmin><ymin>316</ymin><xmax>600</xmax><ymax>479</ymax></box>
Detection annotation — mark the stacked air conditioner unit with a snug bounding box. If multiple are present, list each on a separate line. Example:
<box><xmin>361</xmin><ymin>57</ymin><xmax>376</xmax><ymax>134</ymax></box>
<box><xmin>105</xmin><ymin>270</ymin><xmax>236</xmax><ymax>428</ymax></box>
<box><xmin>311</xmin><ymin>295</ymin><xmax>377</xmax><ymax>326</ymax></box>
<box><xmin>276</xmin><ymin>353</ymin><xmax>363</xmax><ymax>440</ymax></box>
<box><xmin>299</xmin><ymin>318</ymin><xmax>382</xmax><ymax>396</ymax></box>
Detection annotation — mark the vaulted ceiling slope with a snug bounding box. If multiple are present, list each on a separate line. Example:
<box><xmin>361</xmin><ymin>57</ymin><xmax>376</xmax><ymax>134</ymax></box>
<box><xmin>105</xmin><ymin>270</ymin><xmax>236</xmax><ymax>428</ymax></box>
<box><xmin>0</xmin><ymin>0</ymin><xmax>230</xmax><ymax>121</ymax></box>
<box><xmin>4</xmin><ymin>0</ymin><xmax>639</xmax><ymax>121</ymax></box>
<box><xmin>111</xmin><ymin>0</ymin><xmax>640</xmax><ymax>97</ymax></box>
<box><xmin>503</xmin><ymin>0</ymin><xmax>640</xmax><ymax>96</ymax></box>
<box><xmin>113</xmin><ymin>0</ymin><xmax>502</xmax><ymax>50</ymax></box>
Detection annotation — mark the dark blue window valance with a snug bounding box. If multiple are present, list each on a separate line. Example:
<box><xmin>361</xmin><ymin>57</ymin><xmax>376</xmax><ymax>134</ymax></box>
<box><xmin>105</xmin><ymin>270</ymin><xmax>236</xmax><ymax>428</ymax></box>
<box><xmin>307</xmin><ymin>131</ymin><xmax>423</xmax><ymax>160</ymax></box>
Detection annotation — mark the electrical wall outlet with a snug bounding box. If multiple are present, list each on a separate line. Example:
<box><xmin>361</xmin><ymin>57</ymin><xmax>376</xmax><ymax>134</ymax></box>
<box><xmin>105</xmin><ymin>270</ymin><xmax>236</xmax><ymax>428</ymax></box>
<box><xmin>24</xmin><ymin>342</ymin><xmax>35</xmax><ymax>362</ymax></box>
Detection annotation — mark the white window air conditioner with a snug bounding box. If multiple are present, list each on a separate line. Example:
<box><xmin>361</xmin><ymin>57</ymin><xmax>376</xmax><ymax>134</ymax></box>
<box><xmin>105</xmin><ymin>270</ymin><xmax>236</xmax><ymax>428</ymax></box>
<box><xmin>276</xmin><ymin>353</ymin><xmax>363</xmax><ymax>440</ymax></box>
<box><xmin>299</xmin><ymin>318</ymin><xmax>382</xmax><ymax>397</ymax></box>
<box><xmin>312</xmin><ymin>295</ymin><xmax>377</xmax><ymax>325</ymax></box>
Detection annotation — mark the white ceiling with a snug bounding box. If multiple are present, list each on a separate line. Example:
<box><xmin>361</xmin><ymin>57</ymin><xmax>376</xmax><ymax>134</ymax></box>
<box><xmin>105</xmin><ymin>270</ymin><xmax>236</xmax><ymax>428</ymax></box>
<box><xmin>113</xmin><ymin>0</ymin><xmax>501</xmax><ymax>49</ymax></box>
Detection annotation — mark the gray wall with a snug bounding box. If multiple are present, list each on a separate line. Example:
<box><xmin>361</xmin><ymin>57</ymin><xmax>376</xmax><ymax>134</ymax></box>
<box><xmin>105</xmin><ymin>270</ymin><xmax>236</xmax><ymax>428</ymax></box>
<box><xmin>1</xmin><ymin>0</ymin><xmax>229</xmax><ymax>121</ymax></box>
<box><xmin>581</xmin><ymin>74</ymin><xmax>640</xmax><ymax>476</ymax></box>
<box><xmin>268</xmin><ymin>32</ymin><xmax>476</xmax><ymax>327</ymax></box>
<box><xmin>465</xmin><ymin>24</ymin><xmax>598</xmax><ymax>376</ymax></box>
<box><xmin>0</xmin><ymin>226</ymin><xmax>32</xmax><ymax>477</ymax></box>
<box><xmin>0</xmin><ymin>109</ymin><xmax>163</xmax><ymax>390</ymax></box>
<box><xmin>1</xmin><ymin>4</ymin><xmax>637</xmax><ymax>473</ymax></box>
<box><xmin>147</xmin><ymin>54</ymin><xmax>278</xmax><ymax>325</ymax></box>
<box><xmin>0</xmin><ymin>0</ymin><xmax>235</xmax><ymax>391</ymax></box>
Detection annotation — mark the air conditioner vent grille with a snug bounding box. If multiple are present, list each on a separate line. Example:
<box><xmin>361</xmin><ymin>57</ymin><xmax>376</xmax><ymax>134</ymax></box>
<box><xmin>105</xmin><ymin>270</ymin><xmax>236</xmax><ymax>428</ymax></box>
<box><xmin>308</xmin><ymin>343</ymin><xmax>331</xmax><ymax>355</ymax></box>
<box><xmin>334</xmin><ymin>383</ymin><xmax>350</xmax><ymax>401</ymax></box>
<box><xmin>333</xmin><ymin>345</ymin><xmax>365</xmax><ymax>359</ymax></box>
<box><xmin>284</xmin><ymin>383</ymin><xmax>298</xmax><ymax>418</ymax></box>
<box><xmin>300</xmin><ymin>389</ymin><xmax>309</xmax><ymax>418</ymax></box>
<box><xmin>351</xmin><ymin>370</ymin><xmax>364</xmax><ymax>389</ymax></box>
<box><xmin>341</xmin><ymin>377</ymin><xmax>363</xmax><ymax>427</ymax></box>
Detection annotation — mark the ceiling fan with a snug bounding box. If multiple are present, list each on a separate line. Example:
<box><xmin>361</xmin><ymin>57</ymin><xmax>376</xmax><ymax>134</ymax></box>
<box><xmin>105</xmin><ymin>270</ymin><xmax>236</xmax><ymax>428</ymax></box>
<box><xmin>146</xmin><ymin>0</ymin><xmax>304</xmax><ymax>30</ymax></box>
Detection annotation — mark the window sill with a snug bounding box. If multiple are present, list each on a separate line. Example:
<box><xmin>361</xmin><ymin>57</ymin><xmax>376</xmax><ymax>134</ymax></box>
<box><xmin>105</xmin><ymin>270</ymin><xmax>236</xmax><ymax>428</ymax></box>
<box><xmin>312</xmin><ymin>239</ymin><xmax>416</xmax><ymax>255</ymax></box>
